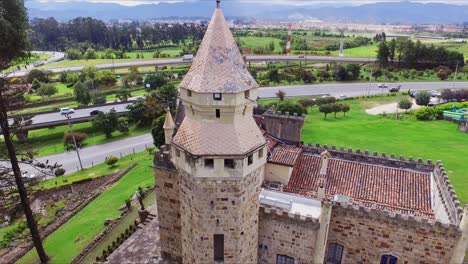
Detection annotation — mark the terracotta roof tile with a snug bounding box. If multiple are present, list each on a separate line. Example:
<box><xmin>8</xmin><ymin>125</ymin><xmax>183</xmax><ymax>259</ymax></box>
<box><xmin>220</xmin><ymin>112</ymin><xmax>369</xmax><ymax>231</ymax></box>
<box><xmin>268</xmin><ymin>145</ymin><xmax>302</xmax><ymax>167</ymax></box>
<box><xmin>172</xmin><ymin>117</ymin><xmax>266</xmax><ymax>156</ymax></box>
<box><xmin>179</xmin><ymin>8</ymin><xmax>258</xmax><ymax>93</ymax></box>
<box><xmin>163</xmin><ymin>109</ymin><xmax>176</xmax><ymax>129</ymax></box>
<box><xmin>284</xmin><ymin>154</ymin><xmax>434</xmax><ymax>218</ymax></box>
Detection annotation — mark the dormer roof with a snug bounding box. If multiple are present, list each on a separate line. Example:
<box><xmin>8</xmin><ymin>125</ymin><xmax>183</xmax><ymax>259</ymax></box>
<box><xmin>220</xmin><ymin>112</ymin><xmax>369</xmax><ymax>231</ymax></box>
<box><xmin>179</xmin><ymin>6</ymin><xmax>258</xmax><ymax>94</ymax></box>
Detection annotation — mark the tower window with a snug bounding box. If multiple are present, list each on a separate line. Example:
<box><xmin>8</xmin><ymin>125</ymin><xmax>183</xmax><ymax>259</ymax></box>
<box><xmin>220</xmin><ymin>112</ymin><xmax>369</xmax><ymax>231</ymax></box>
<box><xmin>247</xmin><ymin>154</ymin><xmax>253</xmax><ymax>165</ymax></box>
<box><xmin>216</xmin><ymin>109</ymin><xmax>221</xmax><ymax>118</ymax></box>
<box><xmin>205</xmin><ymin>159</ymin><xmax>214</xmax><ymax>168</ymax></box>
<box><xmin>175</xmin><ymin>148</ymin><xmax>180</xmax><ymax>157</ymax></box>
<box><xmin>258</xmin><ymin>148</ymin><xmax>264</xmax><ymax>159</ymax></box>
<box><xmin>326</xmin><ymin>243</ymin><xmax>344</xmax><ymax>264</ymax></box>
<box><xmin>380</xmin><ymin>254</ymin><xmax>398</xmax><ymax>264</ymax></box>
<box><xmin>224</xmin><ymin>159</ymin><xmax>235</xmax><ymax>169</ymax></box>
<box><xmin>187</xmin><ymin>90</ymin><xmax>192</xmax><ymax>97</ymax></box>
<box><xmin>245</xmin><ymin>90</ymin><xmax>250</xmax><ymax>99</ymax></box>
<box><xmin>277</xmin><ymin>255</ymin><xmax>294</xmax><ymax>264</ymax></box>
<box><xmin>214</xmin><ymin>234</ymin><xmax>224</xmax><ymax>262</ymax></box>
<box><xmin>213</xmin><ymin>93</ymin><xmax>222</xmax><ymax>100</ymax></box>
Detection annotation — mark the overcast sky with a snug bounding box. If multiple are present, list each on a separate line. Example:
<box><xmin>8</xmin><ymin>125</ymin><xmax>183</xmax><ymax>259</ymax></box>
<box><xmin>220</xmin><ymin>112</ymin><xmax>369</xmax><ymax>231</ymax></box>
<box><xmin>30</xmin><ymin>0</ymin><xmax>468</xmax><ymax>6</ymax></box>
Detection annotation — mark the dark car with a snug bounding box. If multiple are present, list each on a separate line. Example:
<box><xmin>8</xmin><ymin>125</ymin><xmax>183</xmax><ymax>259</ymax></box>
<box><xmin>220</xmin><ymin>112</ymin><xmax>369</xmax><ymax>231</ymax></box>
<box><xmin>389</xmin><ymin>85</ymin><xmax>401</xmax><ymax>93</ymax></box>
<box><xmin>90</xmin><ymin>110</ymin><xmax>103</xmax><ymax>116</ymax></box>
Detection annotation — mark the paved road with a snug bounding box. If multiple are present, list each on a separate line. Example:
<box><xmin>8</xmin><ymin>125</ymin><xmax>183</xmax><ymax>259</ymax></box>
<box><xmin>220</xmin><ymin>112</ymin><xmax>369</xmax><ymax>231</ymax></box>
<box><xmin>4</xmin><ymin>51</ymin><xmax>64</xmax><ymax>77</ymax></box>
<box><xmin>34</xmin><ymin>134</ymin><xmax>153</xmax><ymax>176</ymax></box>
<box><xmin>7</xmin><ymin>54</ymin><xmax>375</xmax><ymax>77</ymax></box>
<box><xmin>258</xmin><ymin>81</ymin><xmax>468</xmax><ymax>99</ymax></box>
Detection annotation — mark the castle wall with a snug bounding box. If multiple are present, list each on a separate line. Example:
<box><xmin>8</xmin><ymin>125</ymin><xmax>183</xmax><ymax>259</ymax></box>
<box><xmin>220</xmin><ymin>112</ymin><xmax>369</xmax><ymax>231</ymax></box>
<box><xmin>262</xmin><ymin>112</ymin><xmax>305</xmax><ymax>144</ymax></box>
<box><xmin>264</xmin><ymin>163</ymin><xmax>292</xmax><ymax>185</ymax></box>
<box><xmin>432</xmin><ymin>162</ymin><xmax>463</xmax><ymax>225</ymax></box>
<box><xmin>179</xmin><ymin>166</ymin><xmax>264</xmax><ymax>264</ymax></box>
<box><xmin>327</xmin><ymin>205</ymin><xmax>461</xmax><ymax>264</ymax></box>
<box><xmin>257</xmin><ymin>207</ymin><xmax>320</xmax><ymax>264</ymax></box>
<box><xmin>153</xmin><ymin>165</ymin><xmax>182</xmax><ymax>261</ymax></box>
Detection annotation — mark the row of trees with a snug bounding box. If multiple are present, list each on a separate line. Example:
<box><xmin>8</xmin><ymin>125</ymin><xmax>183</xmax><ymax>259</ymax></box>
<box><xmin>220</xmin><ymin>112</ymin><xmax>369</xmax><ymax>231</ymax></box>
<box><xmin>29</xmin><ymin>17</ymin><xmax>207</xmax><ymax>51</ymax></box>
<box><xmin>377</xmin><ymin>38</ymin><xmax>464</xmax><ymax>68</ymax></box>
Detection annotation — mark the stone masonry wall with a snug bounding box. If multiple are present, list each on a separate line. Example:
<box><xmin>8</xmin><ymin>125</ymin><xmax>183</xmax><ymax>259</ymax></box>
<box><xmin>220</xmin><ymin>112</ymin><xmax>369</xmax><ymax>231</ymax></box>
<box><xmin>154</xmin><ymin>165</ymin><xmax>182</xmax><ymax>262</ymax></box>
<box><xmin>258</xmin><ymin>207</ymin><xmax>320</xmax><ymax>264</ymax></box>
<box><xmin>327</xmin><ymin>205</ymin><xmax>461</xmax><ymax>264</ymax></box>
<box><xmin>262</xmin><ymin>111</ymin><xmax>305</xmax><ymax>144</ymax></box>
<box><xmin>179</xmin><ymin>166</ymin><xmax>264</xmax><ymax>264</ymax></box>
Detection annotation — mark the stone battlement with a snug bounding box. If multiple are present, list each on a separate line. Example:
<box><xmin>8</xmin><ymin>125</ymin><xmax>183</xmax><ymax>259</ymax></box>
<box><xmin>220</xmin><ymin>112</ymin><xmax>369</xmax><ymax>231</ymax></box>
<box><xmin>259</xmin><ymin>205</ymin><xmax>320</xmax><ymax>225</ymax></box>
<box><xmin>302</xmin><ymin>143</ymin><xmax>434</xmax><ymax>172</ymax></box>
<box><xmin>433</xmin><ymin>161</ymin><xmax>463</xmax><ymax>224</ymax></box>
<box><xmin>262</xmin><ymin>107</ymin><xmax>306</xmax><ymax>120</ymax></box>
<box><xmin>335</xmin><ymin>201</ymin><xmax>461</xmax><ymax>235</ymax></box>
<box><xmin>153</xmin><ymin>145</ymin><xmax>175</xmax><ymax>169</ymax></box>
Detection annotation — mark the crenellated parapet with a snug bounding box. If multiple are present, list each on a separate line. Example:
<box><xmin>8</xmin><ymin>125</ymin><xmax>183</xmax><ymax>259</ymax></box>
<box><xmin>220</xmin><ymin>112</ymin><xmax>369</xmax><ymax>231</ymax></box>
<box><xmin>261</xmin><ymin>107</ymin><xmax>306</xmax><ymax>145</ymax></box>
<box><xmin>259</xmin><ymin>205</ymin><xmax>320</xmax><ymax>226</ymax></box>
<box><xmin>153</xmin><ymin>145</ymin><xmax>175</xmax><ymax>170</ymax></box>
<box><xmin>334</xmin><ymin>201</ymin><xmax>461</xmax><ymax>235</ymax></box>
<box><xmin>301</xmin><ymin>142</ymin><xmax>435</xmax><ymax>172</ymax></box>
<box><xmin>432</xmin><ymin>161</ymin><xmax>463</xmax><ymax>225</ymax></box>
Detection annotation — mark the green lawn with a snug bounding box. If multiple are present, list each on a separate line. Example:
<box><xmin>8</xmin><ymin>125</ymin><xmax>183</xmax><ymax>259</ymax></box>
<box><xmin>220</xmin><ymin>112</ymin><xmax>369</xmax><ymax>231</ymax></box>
<box><xmin>330</xmin><ymin>44</ymin><xmax>378</xmax><ymax>58</ymax></box>
<box><xmin>238</xmin><ymin>36</ymin><xmax>283</xmax><ymax>53</ymax></box>
<box><xmin>261</xmin><ymin>95</ymin><xmax>468</xmax><ymax>204</ymax></box>
<box><xmin>29</xmin><ymin>83</ymin><xmax>73</xmax><ymax>101</ymax></box>
<box><xmin>18</xmin><ymin>157</ymin><xmax>154</xmax><ymax>264</ymax></box>
<box><xmin>26</xmin><ymin>121</ymin><xmax>150</xmax><ymax>157</ymax></box>
<box><xmin>7</xmin><ymin>53</ymin><xmax>52</xmax><ymax>72</ymax></box>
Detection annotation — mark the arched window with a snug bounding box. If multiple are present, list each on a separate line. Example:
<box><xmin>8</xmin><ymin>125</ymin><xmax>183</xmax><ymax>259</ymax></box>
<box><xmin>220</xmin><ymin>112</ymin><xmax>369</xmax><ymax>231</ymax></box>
<box><xmin>277</xmin><ymin>254</ymin><xmax>294</xmax><ymax>264</ymax></box>
<box><xmin>326</xmin><ymin>243</ymin><xmax>344</xmax><ymax>264</ymax></box>
<box><xmin>380</xmin><ymin>254</ymin><xmax>398</xmax><ymax>264</ymax></box>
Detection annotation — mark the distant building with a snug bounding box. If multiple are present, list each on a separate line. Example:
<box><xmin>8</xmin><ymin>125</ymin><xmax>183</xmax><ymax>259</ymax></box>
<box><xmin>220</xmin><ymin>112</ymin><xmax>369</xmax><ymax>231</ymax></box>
<box><xmin>152</xmin><ymin>2</ymin><xmax>468</xmax><ymax>264</ymax></box>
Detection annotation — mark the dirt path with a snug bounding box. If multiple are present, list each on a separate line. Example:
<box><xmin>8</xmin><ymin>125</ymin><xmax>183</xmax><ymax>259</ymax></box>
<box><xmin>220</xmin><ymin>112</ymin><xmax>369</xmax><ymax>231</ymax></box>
<box><xmin>365</xmin><ymin>99</ymin><xmax>421</xmax><ymax>115</ymax></box>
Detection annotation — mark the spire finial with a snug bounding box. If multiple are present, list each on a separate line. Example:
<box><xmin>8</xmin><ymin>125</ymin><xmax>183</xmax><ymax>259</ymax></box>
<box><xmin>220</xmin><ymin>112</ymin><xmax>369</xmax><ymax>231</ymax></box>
<box><xmin>216</xmin><ymin>0</ymin><xmax>220</xmax><ymax>9</ymax></box>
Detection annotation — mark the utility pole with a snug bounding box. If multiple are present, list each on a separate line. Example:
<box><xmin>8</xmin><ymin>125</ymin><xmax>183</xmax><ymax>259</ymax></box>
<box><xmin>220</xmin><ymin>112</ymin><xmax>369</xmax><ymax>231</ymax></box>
<box><xmin>452</xmin><ymin>61</ymin><xmax>459</xmax><ymax>90</ymax></box>
<box><xmin>367</xmin><ymin>68</ymin><xmax>373</xmax><ymax>96</ymax></box>
<box><xmin>65</xmin><ymin>113</ymin><xmax>84</xmax><ymax>171</ymax></box>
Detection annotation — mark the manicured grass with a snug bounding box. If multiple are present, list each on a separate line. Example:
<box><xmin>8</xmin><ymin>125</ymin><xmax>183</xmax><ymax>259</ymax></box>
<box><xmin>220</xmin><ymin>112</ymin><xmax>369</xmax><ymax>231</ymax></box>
<box><xmin>29</xmin><ymin>83</ymin><xmax>73</xmax><ymax>101</ymax></box>
<box><xmin>19</xmin><ymin>157</ymin><xmax>155</xmax><ymax>264</ymax></box>
<box><xmin>260</xmin><ymin>95</ymin><xmax>468</xmax><ymax>204</ymax></box>
<box><xmin>330</xmin><ymin>44</ymin><xmax>378</xmax><ymax>58</ymax></box>
<box><xmin>27</xmin><ymin>121</ymin><xmax>150</xmax><ymax>157</ymax></box>
<box><xmin>238</xmin><ymin>36</ymin><xmax>283</xmax><ymax>53</ymax></box>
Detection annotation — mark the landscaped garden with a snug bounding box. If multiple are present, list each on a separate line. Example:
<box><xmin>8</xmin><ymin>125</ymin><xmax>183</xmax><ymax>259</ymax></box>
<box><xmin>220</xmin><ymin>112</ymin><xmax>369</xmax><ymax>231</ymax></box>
<box><xmin>18</xmin><ymin>153</ymin><xmax>154</xmax><ymax>264</ymax></box>
<box><xmin>260</xmin><ymin>94</ymin><xmax>468</xmax><ymax>204</ymax></box>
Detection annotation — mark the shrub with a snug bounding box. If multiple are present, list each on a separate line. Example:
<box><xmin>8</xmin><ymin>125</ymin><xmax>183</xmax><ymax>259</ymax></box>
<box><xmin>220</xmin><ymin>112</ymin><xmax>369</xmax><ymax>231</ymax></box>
<box><xmin>54</xmin><ymin>168</ymin><xmax>66</xmax><ymax>177</ymax></box>
<box><xmin>398</xmin><ymin>98</ymin><xmax>412</xmax><ymax>111</ymax></box>
<box><xmin>276</xmin><ymin>90</ymin><xmax>286</xmax><ymax>101</ymax></box>
<box><xmin>63</xmin><ymin>132</ymin><xmax>87</xmax><ymax>148</ymax></box>
<box><xmin>414</xmin><ymin>107</ymin><xmax>437</xmax><ymax>120</ymax></box>
<box><xmin>277</xmin><ymin>101</ymin><xmax>306</xmax><ymax>116</ymax></box>
<box><xmin>415</xmin><ymin>91</ymin><xmax>431</xmax><ymax>106</ymax></box>
<box><xmin>105</xmin><ymin>156</ymin><xmax>119</xmax><ymax>168</ymax></box>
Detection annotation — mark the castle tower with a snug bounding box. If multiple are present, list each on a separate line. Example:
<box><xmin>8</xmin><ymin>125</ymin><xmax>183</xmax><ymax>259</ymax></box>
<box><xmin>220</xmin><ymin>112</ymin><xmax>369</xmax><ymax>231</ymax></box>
<box><xmin>170</xmin><ymin>1</ymin><xmax>267</xmax><ymax>263</ymax></box>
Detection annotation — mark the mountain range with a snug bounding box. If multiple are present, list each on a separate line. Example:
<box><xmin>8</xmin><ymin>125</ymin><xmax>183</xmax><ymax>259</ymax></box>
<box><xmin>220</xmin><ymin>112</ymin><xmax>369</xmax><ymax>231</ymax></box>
<box><xmin>26</xmin><ymin>1</ymin><xmax>468</xmax><ymax>24</ymax></box>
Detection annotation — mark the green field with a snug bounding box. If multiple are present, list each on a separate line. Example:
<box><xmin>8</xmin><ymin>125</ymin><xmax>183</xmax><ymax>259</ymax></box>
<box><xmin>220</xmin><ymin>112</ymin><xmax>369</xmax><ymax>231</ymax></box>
<box><xmin>28</xmin><ymin>83</ymin><xmax>73</xmax><ymax>101</ymax></box>
<box><xmin>237</xmin><ymin>36</ymin><xmax>283</xmax><ymax>53</ymax></box>
<box><xmin>27</xmin><ymin>121</ymin><xmax>150</xmax><ymax>157</ymax></box>
<box><xmin>261</xmin><ymin>95</ymin><xmax>468</xmax><ymax>204</ymax></box>
<box><xmin>331</xmin><ymin>44</ymin><xmax>378</xmax><ymax>58</ymax></box>
<box><xmin>7</xmin><ymin>53</ymin><xmax>52</xmax><ymax>72</ymax></box>
<box><xmin>19</xmin><ymin>155</ymin><xmax>154</xmax><ymax>264</ymax></box>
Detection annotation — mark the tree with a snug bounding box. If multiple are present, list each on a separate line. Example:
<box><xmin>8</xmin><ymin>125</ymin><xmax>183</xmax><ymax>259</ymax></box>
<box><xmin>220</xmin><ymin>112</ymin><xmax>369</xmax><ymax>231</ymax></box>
<box><xmin>80</xmin><ymin>66</ymin><xmax>98</xmax><ymax>81</ymax></box>
<box><xmin>92</xmin><ymin>93</ymin><xmax>106</xmax><ymax>105</ymax></box>
<box><xmin>65</xmin><ymin>48</ymin><xmax>82</xmax><ymax>60</ymax></box>
<box><xmin>0</xmin><ymin>0</ymin><xmax>49</xmax><ymax>262</ymax></box>
<box><xmin>398</xmin><ymin>98</ymin><xmax>413</xmax><ymax>112</ymax></box>
<box><xmin>117</xmin><ymin>89</ymin><xmax>132</xmax><ymax>102</ymax></box>
<box><xmin>144</xmin><ymin>73</ymin><xmax>167</xmax><ymax>91</ymax></box>
<box><xmin>117</xmin><ymin>117</ymin><xmax>129</xmax><ymax>133</ymax></box>
<box><xmin>302</xmin><ymin>71</ymin><xmax>316</xmax><ymax>83</ymax></box>
<box><xmin>105</xmin><ymin>156</ymin><xmax>119</xmax><ymax>168</ymax></box>
<box><xmin>266</xmin><ymin>68</ymin><xmax>280</xmax><ymax>83</ymax></box>
<box><xmin>73</xmin><ymin>81</ymin><xmax>91</xmax><ymax>105</ymax></box>
<box><xmin>151</xmin><ymin>114</ymin><xmax>166</xmax><ymax>147</ymax></box>
<box><xmin>36</xmin><ymin>83</ymin><xmax>57</xmax><ymax>98</ymax></box>
<box><xmin>92</xmin><ymin>108</ymin><xmax>118</xmax><ymax>138</ymax></box>
<box><xmin>341</xmin><ymin>104</ymin><xmax>350</xmax><ymax>116</ymax></box>
<box><xmin>277</xmin><ymin>101</ymin><xmax>306</xmax><ymax>116</ymax></box>
<box><xmin>415</xmin><ymin>91</ymin><xmax>431</xmax><ymax>106</ymax></box>
<box><xmin>66</xmin><ymin>72</ymin><xmax>79</xmax><ymax>85</ymax></box>
<box><xmin>346</xmin><ymin>64</ymin><xmax>361</xmax><ymax>80</ymax></box>
<box><xmin>63</xmin><ymin>132</ymin><xmax>87</xmax><ymax>149</ymax></box>
<box><xmin>276</xmin><ymin>90</ymin><xmax>286</xmax><ymax>101</ymax></box>
<box><xmin>333</xmin><ymin>65</ymin><xmax>349</xmax><ymax>81</ymax></box>
<box><xmin>84</xmin><ymin>48</ymin><xmax>97</xmax><ymax>60</ymax></box>
<box><xmin>377</xmin><ymin>41</ymin><xmax>390</xmax><ymax>67</ymax></box>
<box><xmin>155</xmin><ymin>84</ymin><xmax>178</xmax><ymax>110</ymax></box>
<box><xmin>95</xmin><ymin>70</ymin><xmax>117</xmax><ymax>87</ymax></box>
<box><xmin>331</xmin><ymin>103</ymin><xmax>342</xmax><ymax>118</ymax></box>
<box><xmin>127</xmin><ymin>94</ymin><xmax>165</xmax><ymax>127</ymax></box>
<box><xmin>27</xmin><ymin>69</ymin><xmax>48</xmax><ymax>83</ymax></box>
<box><xmin>31</xmin><ymin>78</ymin><xmax>41</xmax><ymax>90</ymax></box>
<box><xmin>319</xmin><ymin>104</ymin><xmax>333</xmax><ymax>119</ymax></box>
<box><xmin>298</xmin><ymin>98</ymin><xmax>316</xmax><ymax>109</ymax></box>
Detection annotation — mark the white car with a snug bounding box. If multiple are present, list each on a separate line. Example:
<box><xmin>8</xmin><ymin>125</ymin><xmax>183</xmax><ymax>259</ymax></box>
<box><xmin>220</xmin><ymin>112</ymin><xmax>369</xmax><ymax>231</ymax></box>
<box><xmin>377</xmin><ymin>83</ymin><xmax>388</xmax><ymax>88</ymax></box>
<box><xmin>60</xmin><ymin>108</ymin><xmax>75</xmax><ymax>115</ymax></box>
<box><xmin>338</xmin><ymin>94</ymin><xmax>348</xmax><ymax>100</ymax></box>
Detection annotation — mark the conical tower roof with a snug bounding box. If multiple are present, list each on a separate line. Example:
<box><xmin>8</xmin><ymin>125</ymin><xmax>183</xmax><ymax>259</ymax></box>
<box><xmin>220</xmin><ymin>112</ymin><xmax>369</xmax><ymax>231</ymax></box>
<box><xmin>179</xmin><ymin>4</ymin><xmax>258</xmax><ymax>94</ymax></box>
<box><xmin>163</xmin><ymin>108</ymin><xmax>176</xmax><ymax>129</ymax></box>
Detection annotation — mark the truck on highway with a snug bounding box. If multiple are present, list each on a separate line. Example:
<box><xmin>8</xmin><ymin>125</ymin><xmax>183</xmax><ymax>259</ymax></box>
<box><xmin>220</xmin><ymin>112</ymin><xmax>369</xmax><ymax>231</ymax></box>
<box><xmin>182</xmin><ymin>54</ymin><xmax>194</xmax><ymax>61</ymax></box>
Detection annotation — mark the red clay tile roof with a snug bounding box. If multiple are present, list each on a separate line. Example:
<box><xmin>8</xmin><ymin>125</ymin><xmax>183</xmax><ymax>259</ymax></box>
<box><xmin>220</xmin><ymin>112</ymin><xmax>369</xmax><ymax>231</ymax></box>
<box><xmin>268</xmin><ymin>145</ymin><xmax>302</xmax><ymax>167</ymax></box>
<box><xmin>284</xmin><ymin>154</ymin><xmax>434</xmax><ymax>218</ymax></box>
<box><xmin>262</xmin><ymin>130</ymin><xmax>278</xmax><ymax>150</ymax></box>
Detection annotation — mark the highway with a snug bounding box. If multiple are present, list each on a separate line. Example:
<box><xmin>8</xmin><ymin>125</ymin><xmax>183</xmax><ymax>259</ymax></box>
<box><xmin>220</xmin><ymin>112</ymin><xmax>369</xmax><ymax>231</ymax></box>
<box><xmin>7</xmin><ymin>54</ymin><xmax>375</xmax><ymax>77</ymax></box>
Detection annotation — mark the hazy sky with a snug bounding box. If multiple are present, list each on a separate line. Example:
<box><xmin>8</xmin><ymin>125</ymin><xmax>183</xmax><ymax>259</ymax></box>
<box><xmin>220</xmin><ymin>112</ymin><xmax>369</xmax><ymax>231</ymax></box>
<box><xmin>31</xmin><ymin>0</ymin><xmax>468</xmax><ymax>6</ymax></box>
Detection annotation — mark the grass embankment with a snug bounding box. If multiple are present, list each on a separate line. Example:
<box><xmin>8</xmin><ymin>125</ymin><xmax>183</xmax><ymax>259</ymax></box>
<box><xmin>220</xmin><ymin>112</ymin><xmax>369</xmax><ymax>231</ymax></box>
<box><xmin>40</xmin><ymin>48</ymin><xmax>182</xmax><ymax>69</ymax></box>
<box><xmin>237</xmin><ymin>36</ymin><xmax>283</xmax><ymax>53</ymax></box>
<box><xmin>260</xmin><ymin>95</ymin><xmax>468</xmax><ymax>204</ymax></box>
<box><xmin>27</xmin><ymin>121</ymin><xmax>150</xmax><ymax>157</ymax></box>
<box><xmin>19</xmin><ymin>155</ymin><xmax>154</xmax><ymax>264</ymax></box>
